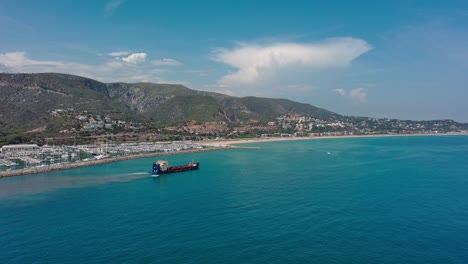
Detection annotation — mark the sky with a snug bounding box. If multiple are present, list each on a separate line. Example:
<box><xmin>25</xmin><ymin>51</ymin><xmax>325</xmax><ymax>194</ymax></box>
<box><xmin>1</xmin><ymin>0</ymin><xmax>468</xmax><ymax>122</ymax></box>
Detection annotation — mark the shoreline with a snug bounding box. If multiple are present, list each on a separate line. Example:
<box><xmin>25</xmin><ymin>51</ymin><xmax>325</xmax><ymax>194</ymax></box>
<box><xmin>1</xmin><ymin>132</ymin><xmax>467</xmax><ymax>178</ymax></box>
<box><xmin>0</xmin><ymin>147</ymin><xmax>228</xmax><ymax>178</ymax></box>
<box><xmin>201</xmin><ymin>132</ymin><xmax>468</xmax><ymax>146</ymax></box>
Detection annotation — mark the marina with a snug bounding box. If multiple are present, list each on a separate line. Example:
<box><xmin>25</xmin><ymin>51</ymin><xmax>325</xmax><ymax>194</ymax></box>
<box><xmin>0</xmin><ymin>159</ymin><xmax>18</xmax><ymax>167</ymax></box>
<box><xmin>0</xmin><ymin>141</ymin><xmax>226</xmax><ymax>177</ymax></box>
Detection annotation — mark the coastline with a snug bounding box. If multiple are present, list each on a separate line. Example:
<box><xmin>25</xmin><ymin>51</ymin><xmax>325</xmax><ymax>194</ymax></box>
<box><xmin>1</xmin><ymin>132</ymin><xmax>467</xmax><ymax>178</ymax></box>
<box><xmin>0</xmin><ymin>147</ymin><xmax>227</xmax><ymax>178</ymax></box>
<box><xmin>201</xmin><ymin>132</ymin><xmax>468</xmax><ymax>146</ymax></box>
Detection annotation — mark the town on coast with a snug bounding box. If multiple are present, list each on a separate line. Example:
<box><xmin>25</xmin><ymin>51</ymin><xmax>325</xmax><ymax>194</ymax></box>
<box><xmin>1</xmin><ymin>132</ymin><xmax>467</xmax><ymax>178</ymax></box>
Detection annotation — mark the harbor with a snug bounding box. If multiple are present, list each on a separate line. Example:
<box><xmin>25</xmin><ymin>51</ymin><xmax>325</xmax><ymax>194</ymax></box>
<box><xmin>0</xmin><ymin>141</ymin><xmax>230</xmax><ymax>178</ymax></box>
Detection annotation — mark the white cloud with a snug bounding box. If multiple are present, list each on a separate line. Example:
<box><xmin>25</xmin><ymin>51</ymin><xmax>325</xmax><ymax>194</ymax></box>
<box><xmin>0</xmin><ymin>51</ymin><xmax>170</xmax><ymax>83</ymax></box>
<box><xmin>214</xmin><ymin>38</ymin><xmax>372</xmax><ymax>86</ymax></box>
<box><xmin>150</xmin><ymin>58</ymin><xmax>183</xmax><ymax>66</ymax></box>
<box><xmin>105</xmin><ymin>0</ymin><xmax>126</xmax><ymax>16</ymax></box>
<box><xmin>0</xmin><ymin>52</ymin><xmax>63</xmax><ymax>69</ymax></box>
<box><xmin>349</xmin><ymin>87</ymin><xmax>367</xmax><ymax>103</ymax></box>
<box><xmin>121</xmin><ymin>53</ymin><xmax>147</xmax><ymax>64</ymax></box>
<box><xmin>334</xmin><ymin>88</ymin><xmax>346</xmax><ymax>96</ymax></box>
<box><xmin>108</xmin><ymin>51</ymin><xmax>130</xmax><ymax>57</ymax></box>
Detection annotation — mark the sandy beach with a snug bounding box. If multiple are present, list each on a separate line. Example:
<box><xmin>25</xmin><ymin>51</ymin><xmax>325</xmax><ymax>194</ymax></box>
<box><xmin>1</xmin><ymin>132</ymin><xmax>466</xmax><ymax>178</ymax></box>
<box><xmin>201</xmin><ymin>132</ymin><xmax>468</xmax><ymax>146</ymax></box>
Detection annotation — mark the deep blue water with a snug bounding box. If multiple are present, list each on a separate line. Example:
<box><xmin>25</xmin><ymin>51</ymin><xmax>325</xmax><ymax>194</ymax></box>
<box><xmin>1</xmin><ymin>136</ymin><xmax>468</xmax><ymax>263</ymax></box>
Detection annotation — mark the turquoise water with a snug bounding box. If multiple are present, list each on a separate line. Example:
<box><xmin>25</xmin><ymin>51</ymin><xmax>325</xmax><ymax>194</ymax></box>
<box><xmin>1</xmin><ymin>136</ymin><xmax>468</xmax><ymax>263</ymax></box>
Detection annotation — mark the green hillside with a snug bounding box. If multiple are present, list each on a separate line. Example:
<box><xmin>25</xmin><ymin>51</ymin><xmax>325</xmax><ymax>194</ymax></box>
<box><xmin>0</xmin><ymin>73</ymin><xmax>338</xmax><ymax>133</ymax></box>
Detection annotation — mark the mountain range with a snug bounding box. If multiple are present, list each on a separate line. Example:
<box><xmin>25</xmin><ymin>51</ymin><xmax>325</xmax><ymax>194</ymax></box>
<box><xmin>0</xmin><ymin>73</ymin><xmax>338</xmax><ymax>132</ymax></box>
<box><xmin>1</xmin><ymin>73</ymin><xmax>467</xmax><ymax>145</ymax></box>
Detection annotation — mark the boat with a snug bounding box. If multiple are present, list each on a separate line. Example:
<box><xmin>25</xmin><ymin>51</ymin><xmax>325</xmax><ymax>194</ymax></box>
<box><xmin>149</xmin><ymin>160</ymin><xmax>199</xmax><ymax>176</ymax></box>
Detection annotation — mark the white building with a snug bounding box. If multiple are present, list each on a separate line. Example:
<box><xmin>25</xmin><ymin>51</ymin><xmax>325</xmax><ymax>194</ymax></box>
<box><xmin>1</xmin><ymin>144</ymin><xmax>40</xmax><ymax>156</ymax></box>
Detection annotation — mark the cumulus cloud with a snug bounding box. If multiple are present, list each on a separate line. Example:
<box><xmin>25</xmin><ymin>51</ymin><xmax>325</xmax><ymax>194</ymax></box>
<box><xmin>349</xmin><ymin>87</ymin><xmax>367</xmax><ymax>103</ymax></box>
<box><xmin>0</xmin><ymin>51</ymin><xmax>169</xmax><ymax>83</ymax></box>
<box><xmin>108</xmin><ymin>51</ymin><xmax>130</xmax><ymax>57</ymax></box>
<box><xmin>151</xmin><ymin>58</ymin><xmax>183</xmax><ymax>66</ymax></box>
<box><xmin>214</xmin><ymin>38</ymin><xmax>372</xmax><ymax>86</ymax></box>
<box><xmin>121</xmin><ymin>53</ymin><xmax>147</xmax><ymax>64</ymax></box>
<box><xmin>334</xmin><ymin>88</ymin><xmax>346</xmax><ymax>96</ymax></box>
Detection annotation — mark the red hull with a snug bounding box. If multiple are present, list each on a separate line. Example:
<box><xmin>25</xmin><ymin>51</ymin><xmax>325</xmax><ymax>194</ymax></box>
<box><xmin>166</xmin><ymin>162</ymin><xmax>199</xmax><ymax>173</ymax></box>
<box><xmin>150</xmin><ymin>161</ymin><xmax>199</xmax><ymax>175</ymax></box>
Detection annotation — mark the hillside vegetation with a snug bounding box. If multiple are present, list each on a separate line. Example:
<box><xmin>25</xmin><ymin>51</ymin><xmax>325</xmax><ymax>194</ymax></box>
<box><xmin>0</xmin><ymin>73</ymin><xmax>337</xmax><ymax>132</ymax></box>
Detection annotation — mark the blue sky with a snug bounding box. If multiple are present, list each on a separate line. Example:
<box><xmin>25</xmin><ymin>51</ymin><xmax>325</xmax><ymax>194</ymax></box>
<box><xmin>1</xmin><ymin>0</ymin><xmax>468</xmax><ymax>122</ymax></box>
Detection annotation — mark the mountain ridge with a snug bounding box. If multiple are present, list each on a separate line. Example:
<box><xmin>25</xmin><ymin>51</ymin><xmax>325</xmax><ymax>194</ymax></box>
<box><xmin>0</xmin><ymin>72</ymin><xmax>338</xmax><ymax>132</ymax></box>
<box><xmin>1</xmin><ymin>72</ymin><xmax>467</xmax><ymax>146</ymax></box>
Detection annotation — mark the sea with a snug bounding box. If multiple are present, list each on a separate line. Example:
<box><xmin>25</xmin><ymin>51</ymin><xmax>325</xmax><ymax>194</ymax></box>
<box><xmin>1</xmin><ymin>136</ymin><xmax>467</xmax><ymax>263</ymax></box>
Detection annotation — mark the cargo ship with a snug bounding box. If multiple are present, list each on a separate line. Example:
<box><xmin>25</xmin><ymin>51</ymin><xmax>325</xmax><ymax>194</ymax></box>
<box><xmin>150</xmin><ymin>160</ymin><xmax>199</xmax><ymax>176</ymax></box>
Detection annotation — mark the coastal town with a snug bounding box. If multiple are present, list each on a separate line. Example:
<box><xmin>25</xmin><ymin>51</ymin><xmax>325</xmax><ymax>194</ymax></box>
<box><xmin>1</xmin><ymin>107</ymin><xmax>467</xmax><ymax>176</ymax></box>
<box><xmin>49</xmin><ymin>108</ymin><xmax>468</xmax><ymax>138</ymax></box>
<box><xmin>2</xmin><ymin>2</ymin><xmax>468</xmax><ymax>263</ymax></box>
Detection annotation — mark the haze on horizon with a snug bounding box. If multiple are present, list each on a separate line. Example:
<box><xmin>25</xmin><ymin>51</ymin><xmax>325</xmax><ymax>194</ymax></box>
<box><xmin>1</xmin><ymin>0</ymin><xmax>468</xmax><ymax>122</ymax></box>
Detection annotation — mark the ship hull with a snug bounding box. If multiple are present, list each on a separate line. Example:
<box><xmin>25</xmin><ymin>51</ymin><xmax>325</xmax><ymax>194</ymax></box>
<box><xmin>150</xmin><ymin>162</ymin><xmax>199</xmax><ymax>175</ymax></box>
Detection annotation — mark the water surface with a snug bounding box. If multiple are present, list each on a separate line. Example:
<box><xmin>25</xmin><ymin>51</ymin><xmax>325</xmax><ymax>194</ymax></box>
<box><xmin>1</xmin><ymin>136</ymin><xmax>467</xmax><ymax>263</ymax></box>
